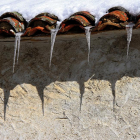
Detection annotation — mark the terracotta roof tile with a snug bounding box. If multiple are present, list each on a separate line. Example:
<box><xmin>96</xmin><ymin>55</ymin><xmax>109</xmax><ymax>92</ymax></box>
<box><xmin>0</xmin><ymin>12</ymin><xmax>26</xmax><ymax>36</ymax></box>
<box><xmin>70</xmin><ymin>11</ymin><xmax>95</xmax><ymax>26</ymax></box>
<box><xmin>108</xmin><ymin>6</ymin><xmax>129</xmax><ymax>14</ymax></box>
<box><xmin>23</xmin><ymin>14</ymin><xmax>58</xmax><ymax>36</ymax></box>
<box><xmin>35</xmin><ymin>13</ymin><xmax>59</xmax><ymax>21</ymax></box>
<box><xmin>59</xmin><ymin>11</ymin><xmax>95</xmax><ymax>33</ymax></box>
<box><xmin>0</xmin><ymin>8</ymin><xmax>138</xmax><ymax>37</ymax></box>
<box><xmin>0</xmin><ymin>12</ymin><xmax>27</xmax><ymax>24</ymax></box>
<box><xmin>94</xmin><ymin>10</ymin><xmax>129</xmax><ymax>31</ymax></box>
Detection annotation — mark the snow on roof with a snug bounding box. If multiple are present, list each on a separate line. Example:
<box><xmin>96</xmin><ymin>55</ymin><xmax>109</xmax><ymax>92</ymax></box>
<box><xmin>0</xmin><ymin>0</ymin><xmax>140</xmax><ymax>22</ymax></box>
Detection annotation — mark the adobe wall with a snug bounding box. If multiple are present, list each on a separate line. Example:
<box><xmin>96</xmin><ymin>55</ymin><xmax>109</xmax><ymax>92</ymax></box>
<box><xmin>0</xmin><ymin>29</ymin><xmax>140</xmax><ymax>139</ymax></box>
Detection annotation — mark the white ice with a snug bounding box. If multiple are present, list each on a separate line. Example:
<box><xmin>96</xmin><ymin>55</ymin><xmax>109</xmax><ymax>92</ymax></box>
<box><xmin>13</xmin><ymin>32</ymin><xmax>23</xmax><ymax>73</ymax></box>
<box><xmin>49</xmin><ymin>21</ymin><xmax>61</xmax><ymax>67</ymax></box>
<box><xmin>85</xmin><ymin>26</ymin><xmax>92</xmax><ymax>63</ymax></box>
<box><xmin>0</xmin><ymin>0</ymin><xmax>140</xmax><ymax>23</ymax></box>
<box><xmin>126</xmin><ymin>23</ymin><xmax>134</xmax><ymax>59</ymax></box>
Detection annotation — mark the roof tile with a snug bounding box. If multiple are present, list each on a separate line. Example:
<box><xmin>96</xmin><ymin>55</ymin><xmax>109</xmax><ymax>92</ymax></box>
<box><xmin>0</xmin><ymin>8</ymin><xmax>138</xmax><ymax>37</ymax></box>
<box><xmin>59</xmin><ymin>11</ymin><xmax>95</xmax><ymax>33</ymax></box>
<box><xmin>23</xmin><ymin>14</ymin><xmax>58</xmax><ymax>36</ymax></box>
<box><xmin>0</xmin><ymin>12</ymin><xmax>26</xmax><ymax>36</ymax></box>
<box><xmin>94</xmin><ymin>10</ymin><xmax>129</xmax><ymax>31</ymax></box>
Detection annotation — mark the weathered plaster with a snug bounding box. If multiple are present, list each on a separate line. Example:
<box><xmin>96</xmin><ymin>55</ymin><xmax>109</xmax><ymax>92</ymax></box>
<box><xmin>0</xmin><ymin>29</ymin><xmax>140</xmax><ymax>139</ymax></box>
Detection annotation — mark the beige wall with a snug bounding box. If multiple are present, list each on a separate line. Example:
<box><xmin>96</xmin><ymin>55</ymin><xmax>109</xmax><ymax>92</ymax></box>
<box><xmin>0</xmin><ymin>30</ymin><xmax>140</xmax><ymax>139</ymax></box>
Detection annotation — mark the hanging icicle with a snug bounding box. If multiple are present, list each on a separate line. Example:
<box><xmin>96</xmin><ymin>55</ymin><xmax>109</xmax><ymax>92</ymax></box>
<box><xmin>49</xmin><ymin>21</ymin><xmax>61</xmax><ymax>67</ymax></box>
<box><xmin>126</xmin><ymin>23</ymin><xmax>134</xmax><ymax>59</ymax></box>
<box><xmin>85</xmin><ymin>26</ymin><xmax>92</xmax><ymax>63</ymax></box>
<box><xmin>13</xmin><ymin>32</ymin><xmax>23</xmax><ymax>73</ymax></box>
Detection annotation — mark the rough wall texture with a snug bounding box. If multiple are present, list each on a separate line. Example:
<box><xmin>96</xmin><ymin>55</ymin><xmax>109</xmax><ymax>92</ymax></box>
<box><xmin>0</xmin><ymin>30</ymin><xmax>140</xmax><ymax>140</ymax></box>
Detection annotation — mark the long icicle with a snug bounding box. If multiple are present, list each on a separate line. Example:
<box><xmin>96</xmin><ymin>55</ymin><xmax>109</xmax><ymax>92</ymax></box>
<box><xmin>13</xmin><ymin>32</ymin><xmax>23</xmax><ymax>73</ymax></box>
<box><xmin>13</xmin><ymin>35</ymin><xmax>18</xmax><ymax>73</ymax></box>
<box><xmin>17</xmin><ymin>33</ymin><xmax>23</xmax><ymax>64</ymax></box>
<box><xmin>85</xmin><ymin>26</ymin><xmax>92</xmax><ymax>63</ymax></box>
<box><xmin>49</xmin><ymin>21</ymin><xmax>61</xmax><ymax>67</ymax></box>
<box><xmin>126</xmin><ymin>23</ymin><xmax>134</xmax><ymax>59</ymax></box>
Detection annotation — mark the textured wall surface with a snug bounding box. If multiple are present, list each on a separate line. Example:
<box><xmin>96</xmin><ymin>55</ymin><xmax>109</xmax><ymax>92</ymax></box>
<box><xmin>0</xmin><ymin>30</ymin><xmax>140</xmax><ymax>140</ymax></box>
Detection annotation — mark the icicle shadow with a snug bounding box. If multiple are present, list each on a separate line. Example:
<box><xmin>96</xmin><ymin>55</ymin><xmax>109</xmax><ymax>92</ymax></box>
<box><xmin>78</xmin><ymin>81</ymin><xmax>85</xmax><ymax>111</ymax></box>
<box><xmin>36</xmin><ymin>86</ymin><xmax>44</xmax><ymax>115</ymax></box>
<box><xmin>4</xmin><ymin>89</ymin><xmax>10</xmax><ymax>121</ymax></box>
<box><xmin>110</xmin><ymin>80</ymin><xmax>116</xmax><ymax>112</ymax></box>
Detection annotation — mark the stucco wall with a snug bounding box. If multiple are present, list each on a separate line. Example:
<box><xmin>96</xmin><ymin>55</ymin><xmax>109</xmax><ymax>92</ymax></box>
<box><xmin>0</xmin><ymin>29</ymin><xmax>140</xmax><ymax>139</ymax></box>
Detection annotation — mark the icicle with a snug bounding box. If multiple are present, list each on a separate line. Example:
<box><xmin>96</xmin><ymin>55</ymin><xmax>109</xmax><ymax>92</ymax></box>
<box><xmin>49</xmin><ymin>21</ymin><xmax>61</xmax><ymax>67</ymax></box>
<box><xmin>13</xmin><ymin>35</ymin><xmax>18</xmax><ymax>73</ymax></box>
<box><xmin>17</xmin><ymin>33</ymin><xmax>22</xmax><ymax>64</ymax></box>
<box><xmin>85</xmin><ymin>26</ymin><xmax>92</xmax><ymax>63</ymax></box>
<box><xmin>13</xmin><ymin>32</ymin><xmax>23</xmax><ymax>73</ymax></box>
<box><xmin>126</xmin><ymin>23</ymin><xmax>134</xmax><ymax>59</ymax></box>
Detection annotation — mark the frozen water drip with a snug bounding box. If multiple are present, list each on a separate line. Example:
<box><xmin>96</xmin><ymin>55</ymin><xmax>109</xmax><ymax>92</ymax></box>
<box><xmin>126</xmin><ymin>23</ymin><xmax>134</xmax><ymax>59</ymax></box>
<box><xmin>85</xmin><ymin>26</ymin><xmax>92</xmax><ymax>63</ymax></box>
<box><xmin>13</xmin><ymin>32</ymin><xmax>23</xmax><ymax>73</ymax></box>
<box><xmin>49</xmin><ymin>21</ymin><xmax>61</xmax><ymax>67</ymax></box>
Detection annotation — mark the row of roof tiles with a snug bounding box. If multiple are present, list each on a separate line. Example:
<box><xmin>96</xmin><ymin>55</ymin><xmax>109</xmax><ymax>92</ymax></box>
<box><xmin>0</xmin><ymin>6</ymin><xmax>140</xmax><ymax>37</ymax></box>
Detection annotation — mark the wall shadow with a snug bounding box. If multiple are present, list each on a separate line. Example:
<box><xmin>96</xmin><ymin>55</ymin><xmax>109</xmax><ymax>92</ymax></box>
<box><xmin>0</xmin><ymin>32</ymin><xmax>140</xmax><ymax>120</ymax></box>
